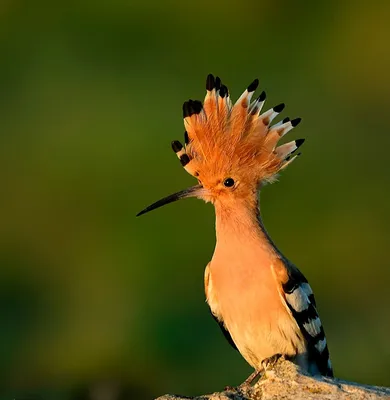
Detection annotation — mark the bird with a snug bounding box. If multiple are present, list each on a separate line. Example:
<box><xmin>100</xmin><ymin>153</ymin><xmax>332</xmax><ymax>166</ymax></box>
<box><xmin>137</xmin><ymin>74</ymin><xmax>333</xmax><ymax>384</ymax></box>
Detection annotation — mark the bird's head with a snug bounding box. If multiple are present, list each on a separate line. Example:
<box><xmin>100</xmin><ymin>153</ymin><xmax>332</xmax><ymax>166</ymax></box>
<box><xmin>137</xmin><ymin>74</ymin><xmax>304</xmax><ymax>216</ymax></box>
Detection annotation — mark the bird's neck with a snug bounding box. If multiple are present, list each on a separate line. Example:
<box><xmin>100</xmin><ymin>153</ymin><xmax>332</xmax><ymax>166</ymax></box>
<box><xmin>214</xmin><ymin>194</ymin><xmax>281</xmax><ymax>259</ymax></box>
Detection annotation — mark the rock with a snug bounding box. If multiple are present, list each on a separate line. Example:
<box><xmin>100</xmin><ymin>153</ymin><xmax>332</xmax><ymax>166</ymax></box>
<box><xmin>156</xmin><ymin>359</ymin><xmax>390</xmax><ymax>400</ymax></box>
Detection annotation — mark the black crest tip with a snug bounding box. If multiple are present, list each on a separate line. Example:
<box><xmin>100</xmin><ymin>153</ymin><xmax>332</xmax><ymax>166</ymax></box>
<box><xmin>206</xmin><ymin>74</ymin><xmax>215</xmax><ymax>91</ymax></box>
<box><xmin>192</xmin><ymin>100</ymin><xmax>203</xmax><ymax>113</ymax></box>
<box><xmin>291</xmin><ymin>117</ymin><xmax>302</xmax><ymax>127</ymax></box>
<box><xmin>215</xmin><ymin>76</ymin><xmax>221</xmax><ymax>90</ymax></box>
<box><xmin>282</xmin><ymin>117</ymin><xmax>290</xmax><ymax>123</ymax></box>
<box><xmin>180</xmin><ymin>154</ymin><xmax>190</xmax><ymax>166</ymax></box>
<box><xmin>247</xmin><ymin>78</ymin><xmax>259</xmax><ymax>93</ymax></box>
<box><xmin>183</xmin><ymin>101</ymin><xmax>191</xmax><ymax>118</ymax></box>
<box><xmin>258</xmin><ymin>90</ymin><xmax>266</xmax><ymax>102</ymax></box>
<box><xmin>171</xmin><ymin>140</ymin><xmax>183</xmax><ymax>153</ymax></box>
<box><xmin>295</xmin><ymin>138</ymin><xmax>305</xmax><ymax>148</ymax></box>
<box><xmin>219</xmin><ymin>84</ymin><xmax>228</xmax><ymax>98</ymax></box>
<box><xmin>273</xmin><ymin>103</ymin><xmax>285</xmax><ymax>113</ymax></box>
<box><xmin>183</xmin><ymin>99</ymin><xmax>203</xmax><ymax>118</ymax></box>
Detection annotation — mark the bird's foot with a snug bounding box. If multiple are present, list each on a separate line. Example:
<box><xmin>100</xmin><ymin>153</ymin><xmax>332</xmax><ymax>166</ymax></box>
<box><xmin>223</xmin><ymin>355</ymin><xmax>284</xmax><ymax>392</ymax></box>
<box><xmin>261</xmin><ymin>353</ymin><xmax>283</xmax><ymax>374</ymax></box>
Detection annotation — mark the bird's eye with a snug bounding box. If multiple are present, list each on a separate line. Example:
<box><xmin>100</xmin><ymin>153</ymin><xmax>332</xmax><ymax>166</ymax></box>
<box><xmin>223</xmin><ymin>178</ymin><xmax>235</xmax><ymax>188</ymax></box>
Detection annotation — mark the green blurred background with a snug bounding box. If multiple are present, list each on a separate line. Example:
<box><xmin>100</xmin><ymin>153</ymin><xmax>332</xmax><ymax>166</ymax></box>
<box><xmin>0</xmin><ymin>1</ymin><xmax>389</xmax><ymax>399</ymax></box>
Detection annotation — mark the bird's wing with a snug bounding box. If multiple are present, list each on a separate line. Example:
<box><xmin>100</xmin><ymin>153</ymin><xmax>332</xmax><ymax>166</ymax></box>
<box><xmin>275</xmin><ymin>261</ymin><xmax>333</xmax><ymax>377</ymax></box>
<box><xmin>204</xmin><ymin>263</ymin><xmax>238</xmax><ymax>351</ymax></box>
<box><xmin>209</xmin><ymin>309</ymin><xmax>238</xmax><ymax>351</ymax></box>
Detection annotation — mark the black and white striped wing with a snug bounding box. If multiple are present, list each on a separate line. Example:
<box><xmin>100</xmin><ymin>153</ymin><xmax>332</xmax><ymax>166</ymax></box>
<box><xmin>283</xmin><ymin>265</ymin><xmax>333</xmax><ymax>377</ymax></box>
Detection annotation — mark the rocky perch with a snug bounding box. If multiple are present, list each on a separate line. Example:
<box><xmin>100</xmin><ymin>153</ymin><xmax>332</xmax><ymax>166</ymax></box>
<box><xmin>156</xmin><ymin>358</ymin><xmax>390</xmax><ymax>400</ymax></box>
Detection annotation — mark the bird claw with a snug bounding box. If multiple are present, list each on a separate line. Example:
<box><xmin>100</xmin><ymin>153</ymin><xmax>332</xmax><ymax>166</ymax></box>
<box><xmin>261</xmin><ymin>353</ymin><xmax>283</xmax><ymax>372</ymax></box>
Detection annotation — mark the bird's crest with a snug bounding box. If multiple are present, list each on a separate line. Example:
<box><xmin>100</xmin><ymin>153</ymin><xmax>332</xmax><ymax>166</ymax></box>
<box><xmin>171</xmin><ymin>74</ymin><xmax>303</xmax><ymax>185</ymax></box>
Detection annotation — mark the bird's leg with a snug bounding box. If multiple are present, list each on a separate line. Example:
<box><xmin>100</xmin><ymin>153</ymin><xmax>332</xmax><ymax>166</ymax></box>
<box><xmin>224</xmin><ymin>369</ymin><xmax>262</xmax><ymax>392</ymax></box>
<box><xmin>241</xmin><ymin>354</ymin><xmax>283</xmax><ymax>387</ymax></box>
<box><xmin>241</xmin><ymin>369</ymin><xmax>262</xmax><ymax>386</ymax></box>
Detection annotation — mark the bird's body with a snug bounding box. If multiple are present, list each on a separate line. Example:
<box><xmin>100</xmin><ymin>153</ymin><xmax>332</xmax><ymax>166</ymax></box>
<box><xmin>206</xmin><ymin>200</ymin><xmax>327</xmax><ymax>375</ymax></box>
<box><xmin>138</xmin><ymin>74</ymin><xmax>333</xmax><ymax>379</ymax></box>
<box><xmin>206</xmin><ymin>204</ymin><xmax>303</xmax><ymax>370</ymax></box>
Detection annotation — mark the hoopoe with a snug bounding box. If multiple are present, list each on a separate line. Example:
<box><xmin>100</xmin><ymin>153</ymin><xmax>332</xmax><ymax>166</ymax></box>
<box><xmin>137</xmin><ymin>74</ymin><xmax>333</xmax><ymax>382</ymax></box>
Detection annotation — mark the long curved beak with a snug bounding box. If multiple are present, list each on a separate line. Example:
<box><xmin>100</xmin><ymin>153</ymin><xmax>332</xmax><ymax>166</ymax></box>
<box><xmin>136</xmin><ymin>185</ymin><xmax>203</xmax><ymax>217</ymax></box>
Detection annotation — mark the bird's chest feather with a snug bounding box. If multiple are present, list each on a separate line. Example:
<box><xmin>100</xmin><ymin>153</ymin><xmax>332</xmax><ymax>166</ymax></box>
<box><xmin>207</xmin><ymin>243</ymin><xmax>303</xmax><ymax>367</ymax></box>
<box><xmin>210</xmin><ymin>246</ymin><xmax>282</xmax><ymax>324</ymax></box>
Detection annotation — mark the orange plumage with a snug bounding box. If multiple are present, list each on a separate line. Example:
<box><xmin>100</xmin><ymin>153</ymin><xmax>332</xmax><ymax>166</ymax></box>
<box><xmin>173</xmin><ymin>75</ymin><xmax>303</xmax><ymax>202</ymax></box>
